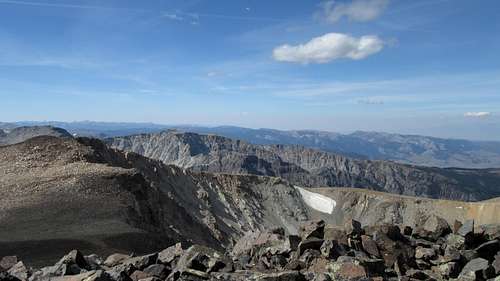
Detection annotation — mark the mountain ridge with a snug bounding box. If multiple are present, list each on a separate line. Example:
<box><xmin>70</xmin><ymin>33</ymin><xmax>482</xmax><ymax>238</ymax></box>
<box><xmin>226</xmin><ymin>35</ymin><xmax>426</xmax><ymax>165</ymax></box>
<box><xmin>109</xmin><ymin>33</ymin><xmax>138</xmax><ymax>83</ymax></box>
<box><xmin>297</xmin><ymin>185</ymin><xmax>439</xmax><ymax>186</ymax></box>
<box><xmin>106</xmin><ymin>130</ymin><xmax>500</xmax><ymax>201</ymax></box>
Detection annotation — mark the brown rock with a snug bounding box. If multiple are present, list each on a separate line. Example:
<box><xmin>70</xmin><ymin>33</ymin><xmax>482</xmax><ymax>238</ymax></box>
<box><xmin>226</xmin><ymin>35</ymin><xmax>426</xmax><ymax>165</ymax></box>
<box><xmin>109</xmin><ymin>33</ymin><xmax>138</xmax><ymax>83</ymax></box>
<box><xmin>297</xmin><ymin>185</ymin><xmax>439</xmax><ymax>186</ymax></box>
<box><xmin>157</xmin><ymin>243</ymin><xmax>183</xmax><ymax>264</ymax></box>
<box><xmin>361</xmin><ymin>235</ymin><xmax>380</xmax><ymax>257</ymax></box>
<box><xmin>0</xmin><ymin>256</ymin><xmax>18</xmax><ymax>271</ymax></box>
<box><xmin>104</xmin><ymin>253</ymin><xmax>131</xmax><ymax>267</ymax></box>
<box><xmin>130</xmin><ymin>270</ymin><xmax>151</xmax><ymax>281</ymax></box>
<box><xmin>299</xmin><ymin>220</ymin><xmax>325</xmax><ymax>240</ymax></box>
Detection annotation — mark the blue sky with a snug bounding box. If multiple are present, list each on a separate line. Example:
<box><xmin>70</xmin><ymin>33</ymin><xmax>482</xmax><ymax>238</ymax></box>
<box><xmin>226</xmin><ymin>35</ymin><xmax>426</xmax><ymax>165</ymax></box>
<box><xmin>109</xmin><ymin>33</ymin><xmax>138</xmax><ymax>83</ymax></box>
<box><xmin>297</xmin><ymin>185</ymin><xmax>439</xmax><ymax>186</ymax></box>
<box><xmin>1</xmin><ymin>0</ymin><xmax>499</xmax><ymax>140</ymax></box>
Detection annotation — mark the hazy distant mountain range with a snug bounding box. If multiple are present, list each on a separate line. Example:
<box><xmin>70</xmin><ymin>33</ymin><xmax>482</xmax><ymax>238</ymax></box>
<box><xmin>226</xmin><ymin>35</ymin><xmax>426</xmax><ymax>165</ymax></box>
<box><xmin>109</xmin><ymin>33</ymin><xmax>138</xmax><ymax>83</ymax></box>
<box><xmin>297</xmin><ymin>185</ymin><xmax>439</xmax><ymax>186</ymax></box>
<box><xmin>2</xmin><ymin>121</ymin><xmax>500</xmax><ymax>168</ymax></box>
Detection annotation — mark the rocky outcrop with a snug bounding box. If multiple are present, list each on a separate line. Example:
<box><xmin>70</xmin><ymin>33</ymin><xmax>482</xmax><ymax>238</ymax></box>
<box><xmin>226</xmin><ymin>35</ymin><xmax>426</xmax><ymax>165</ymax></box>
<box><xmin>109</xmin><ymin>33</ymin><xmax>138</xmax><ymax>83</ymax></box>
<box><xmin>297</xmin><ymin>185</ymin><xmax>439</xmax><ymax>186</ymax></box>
<box><xmin>3</xmin><ymin>218</ymin><xmax>500</xmax><ymax>281</ymax></box>
<box><xmin>0</xmin><ymin>126</ymin><xmax>72</xmax><ymax>146</ymax></box>
<box><xmin>107</xmin><ymin>131</ymin><xmax>500</xmax><ymax>201</ymax></box>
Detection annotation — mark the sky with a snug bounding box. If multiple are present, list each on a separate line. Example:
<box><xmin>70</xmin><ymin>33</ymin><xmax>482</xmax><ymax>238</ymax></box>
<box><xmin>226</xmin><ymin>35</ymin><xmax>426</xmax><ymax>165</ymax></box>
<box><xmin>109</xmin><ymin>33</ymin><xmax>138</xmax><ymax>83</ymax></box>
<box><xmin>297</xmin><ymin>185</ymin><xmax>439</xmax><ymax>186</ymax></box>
<box><xmin>0</xmin><ymin>0</ymin><xmax>499</xmax><ymax>140</ymax></box>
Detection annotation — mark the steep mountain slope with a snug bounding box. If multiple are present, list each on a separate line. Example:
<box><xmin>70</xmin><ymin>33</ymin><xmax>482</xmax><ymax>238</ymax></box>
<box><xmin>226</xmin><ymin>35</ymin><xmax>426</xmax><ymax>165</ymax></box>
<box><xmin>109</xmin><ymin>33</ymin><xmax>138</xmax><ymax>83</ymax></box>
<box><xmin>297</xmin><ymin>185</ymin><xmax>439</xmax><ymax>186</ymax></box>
<box><xmin>0</xmin><ymin>126</ymin><xmax>72</xmax><ymax>145</ymax></box>
<box><xmin>0</xmin><ymin>136</ymin><xmax>310</xmax><ymax>265</ymax></box>
<box><xmin>107</xmin><ymin>131</ymin><xmax>500</xmax><ymax>201</ymax></box>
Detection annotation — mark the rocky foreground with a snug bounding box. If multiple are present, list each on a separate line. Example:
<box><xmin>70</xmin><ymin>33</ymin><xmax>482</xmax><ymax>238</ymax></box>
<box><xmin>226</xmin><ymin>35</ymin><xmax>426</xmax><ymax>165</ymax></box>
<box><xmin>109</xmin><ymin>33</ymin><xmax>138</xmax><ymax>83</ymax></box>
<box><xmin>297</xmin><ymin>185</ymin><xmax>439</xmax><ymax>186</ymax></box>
<box><xmin>2</xmin><ymin>218</ymin><xmax>500</xmax><ymax>281</ymax></box>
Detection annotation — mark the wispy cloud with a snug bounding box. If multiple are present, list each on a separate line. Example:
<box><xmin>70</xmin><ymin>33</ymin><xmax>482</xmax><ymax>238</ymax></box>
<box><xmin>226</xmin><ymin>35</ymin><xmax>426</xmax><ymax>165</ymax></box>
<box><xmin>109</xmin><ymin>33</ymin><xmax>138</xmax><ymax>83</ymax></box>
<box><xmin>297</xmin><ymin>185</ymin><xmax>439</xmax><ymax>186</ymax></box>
<box><xmin>464</xmin><ymin>112</ymin><xmax>491</xmax><ymax>118</ymax></box>
<box><xmin>0</xmin><ymin>0</ymin><xmax>284</xmax><ymax>22</ymax></box>
<box><xmin>273</xmin><ymin>33</ymin><xmax>384</xmax><ymax>64</ymax></box>
<box><xmin>316</xmin><ymin>0</ymin><xmax>389</xmax><ymax>23</ymax></box>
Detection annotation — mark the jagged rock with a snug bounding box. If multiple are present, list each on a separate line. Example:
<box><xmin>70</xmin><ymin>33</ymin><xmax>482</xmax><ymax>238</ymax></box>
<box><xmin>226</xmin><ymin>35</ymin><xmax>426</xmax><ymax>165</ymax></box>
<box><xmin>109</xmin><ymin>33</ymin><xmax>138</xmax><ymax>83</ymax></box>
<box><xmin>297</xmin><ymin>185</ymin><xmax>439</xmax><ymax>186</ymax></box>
<box><xmin>129</xmin><ymin>270</ymin><xmax>151</xmax><ymax>281</ymax></box>
<box><xmin>361</xmin><ymin>235</ymin><xmax>380</xmax><ymax>257</ymax></box>
<box><xmin>105</xmin><ymin>263</ymin><xmax>135</xmax><ymax>281</ymax></box>
<box><xmin>122</xmin><ymin>254</ymin><xmax>158</xmax><ymax>271</ymax></box>
<box><xmin>405</xmin><ymin>269</ymin><xmax>436</xmax><ymax>280</ymax></box>
<box><xmin>403</xmin><ymin>226</ymin><xmax>413</xmax><ymax>236</ymax></box>
<box><xmin>446</xmin><ymin>234</ymin><xmax>466</xmax><ymax>250</ymax></box>
<box><xmin>298</xmin><ymin>238</ymin><xmax>324</xmax><ymax>255</ymax></box>
<box><xmin>458</xmin><ymin>220</ymin><xmax>474</xmax><ymax>237</ymax></box>
<box><xmin>453</xmin><ymin>220</ymin><xmax>463</xmax><ymax>234</ymax></box>
<box><xmin>415</xmin><ymin>247</ymin><xmax>436</xmax><ymax>260</ymax></box>
<box><xmin>255</xmin><ymin>271</ymin><xmax>305</xmax><ymax>281</ymax></box>
<box><xmin>48</xmin><ymin>270</ymin><xmax>112</xmax><ymax>281</ymax></box>
<box><xmin>320</xmin><ymin>240</ymin><xmax>344</xmax><ymax>259</ymax></box>
<box><xmin>421</xmin><ymin>215</ymin><xmax>451</xmax><ymax>240</ymax></box>
<box><xmin>493</xmin><ymin>252</ymin><xmax>500</xmax><ymax>274</ymax></box>
<box><xmin>475</xmin><ymin>240</ymin><xmax>500</xmax><ymax>261</ymax></box>
<box><xmin>232</xmin><ymin>230</ymin><xmax>284</xmax><ymax>257</ymax></box>
<box><xmin>284</xmin><ymin>260</ymin><xmax>306</xmax><ymax>271</ymax></box>
<box><xmin>85</xmin><ymin>255</ymin><xmax>104</xmax><ymax>270</ymax></box>
<box><xmin>433</xmin><ymin>261</ymin><xmax>459</xmax><ymax>278</ymax></box>
<box><xmin>142</xmin><ymin>264</ymin><xmax>169</xmax><ymax>280</ymax></box>
<box><xmin>173</xmin><ymin>245</ymin><xmax>231</xmax><ymax>276</ymax></box>
<box><xmin>344</xmin><ymin>220</ymin><xmax>363</xmax><ymax>237</ymax></box>
<box><xmin>104</xmin><ymin>254</ymin><xmax>131</xmax><ymax>267</ymax></box>
<box><xmin>0</xmin><ymin>257</ymin><xmax>18</xmax><ymax>272</ymax></box>
<box><xmin>298</xmin><ymin>249</ymin><xmax>321</xmax><ymax>266</ymax></box>
<box><xmin>0</xmin><ymin>271</ymin><xmax>21</xmax><ymax>281</ymax></box>
<box><xmin>299</xmin><ymin>220</ymin><xmax>325</xmax><ymax>240</ymax></box>
<box><xmin>326</xmin><ymin>261</ymin><xmax>367</xmax><ymax>280</ymax></box>
<box><xmin>158</xmin><ymin>243</ymin><xmax>183</xmax><ymax>265</ymax></box>
<box><xmin>459</xmin><ymin>258</ymin><xmax>489</xmax><ymax>279</ymax></box>
<box><xmin>7</xmin><ymin>262</ymin><xmax>28</xmax><ymax>281</ymax></box>
<box><xmin>323</xmin><ymin>226</ymin><xmax>347</xmax><ymax>245</ymax></box>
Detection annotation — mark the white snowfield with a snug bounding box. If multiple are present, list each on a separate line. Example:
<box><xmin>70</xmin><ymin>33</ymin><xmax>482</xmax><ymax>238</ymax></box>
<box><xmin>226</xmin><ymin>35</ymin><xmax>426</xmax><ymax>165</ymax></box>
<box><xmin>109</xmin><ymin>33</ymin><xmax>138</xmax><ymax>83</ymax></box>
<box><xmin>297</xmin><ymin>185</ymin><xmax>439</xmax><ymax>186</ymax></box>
<box><xmin>295</xmin><ymin>186</ymin><xmax>336</xmax><ymax>214</ymax></box>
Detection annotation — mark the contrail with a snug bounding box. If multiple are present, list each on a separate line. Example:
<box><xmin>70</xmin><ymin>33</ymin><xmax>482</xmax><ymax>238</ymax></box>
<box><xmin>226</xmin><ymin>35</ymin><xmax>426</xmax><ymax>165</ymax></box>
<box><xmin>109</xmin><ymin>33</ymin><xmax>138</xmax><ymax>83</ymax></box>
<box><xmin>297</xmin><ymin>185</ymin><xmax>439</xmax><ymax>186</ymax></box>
<box><xmin>0</xmin><ymin>0</ymin><xmax>285</xmax><ymax>22</ymax></box>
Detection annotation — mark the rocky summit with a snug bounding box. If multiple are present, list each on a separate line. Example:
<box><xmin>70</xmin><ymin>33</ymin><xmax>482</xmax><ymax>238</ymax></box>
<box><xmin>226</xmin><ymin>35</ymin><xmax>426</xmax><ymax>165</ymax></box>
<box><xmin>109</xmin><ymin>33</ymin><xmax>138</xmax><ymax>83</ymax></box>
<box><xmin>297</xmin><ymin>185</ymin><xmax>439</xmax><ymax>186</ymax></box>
<box><xmin>1</xmin><ymin>217</ymin><xmax>500</xmax><ymax>281</ymax></box>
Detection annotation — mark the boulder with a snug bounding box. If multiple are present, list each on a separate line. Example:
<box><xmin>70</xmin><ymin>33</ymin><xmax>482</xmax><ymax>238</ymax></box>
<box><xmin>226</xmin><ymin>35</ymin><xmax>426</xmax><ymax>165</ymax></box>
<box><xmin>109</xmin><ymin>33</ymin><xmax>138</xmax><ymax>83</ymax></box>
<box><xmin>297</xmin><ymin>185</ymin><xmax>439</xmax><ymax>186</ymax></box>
<box><xmin>475</xmin><ymin>240</ymin><xmax>500</xmax><ymax>261</ymax></box>
<box><xmin>142</xmin><ymin>264</ymin><xmax>169</xmax><ymax>280</ymax></box>
<box><xmin>173</xmin><ymin>245</ymin><xmax>231</xmax><ymax>275</ymax></box>
<box><xmin>104</xmin><ymin>254</ymin><xmax>131</xmax><ymax>267</ymax></box>
<box><xmin>0</xmin><ymin>271</ymin><xmax>21</xmax><ymax>281</ymax></box>
<box><xmin>323</xmin><ymin>226</ymin><xmax>347</xmax><ymax>245</ymax></box>
<box><xmin>493</xmin><ymin>252</ymin><xmax>500</xmax><ymax>275</ymax></box>
<box><xmin>7</xmin><ymin>262</ymin><xmax>28</xmax><ymax>281</ymax></box>
<box><xmin>129</xmin><ymin>270</ymin><xmax>151</xmax><ymax>281</ymax></box>
<box><xmin>298</xmin><ymin>238</ymin><xmax>324</xmax><ymax>255</ymax></box>
<box><xmin>0</xmin><ymin>257</ymin><xmax>18</xmax><ymax>272</ymax></box>
<box><xmin>458</xmin><ymin>220</ymin><xmax>474</xmax><ymax>237</ymax></box>
<box><xmin>85</xmin><ymin>255</ymin><xmax>104</xmax><ymax>270</ymax></box>
<box><xmin>344</xmin><ymin>219</ymin><xmax>362</xmax><ymax>237</ymax></box>
<box><xmin>459</xmin><ymin>258</ymin><xmax>489</xmax><ymax>279</ymax></box>
<box><xmin>255</xmin><ymin>271</ymin><xmax>305</xmax><ymax>281</ymax></box>
<box><xmin>421</xmin><ymin>215</ymin><xmax>451</xmax><ymax>240</ymax></box>
<box><xmin>121</xmin><ymin>254</ymin><xmax>158</xmax><ymax>271</ymax></box>
<box><xmin>320</xmin><ymin>240</ymin><xmax>344</xmax><ymax>260</ymax></box>
<box><xmin>158</xmin><ymin>243</ymin><xmax>183</xmax><ymax>265</ymax></box>
<box><xmin>433</xmin><ymin>261</ymin><xmax>459</xmax><ymax>278</ymax></box>
<box><xmin>361</xmin><ymin>235</ymin><xmax>380</xmax><ymax>257</ymax></box>
<box><xmin>48</xmin><ymin>270</ymin><xmax>112</xmax><ymax>281</ymax></box>
<box><xmin>299</xmin><ymin>220</ymin><xmax>325</xmax><ymax>240</ymax></box>
<box><xmin>105</xmin><ymin>263</ymin><xmax>136</xmax><ymax>281</ymax></box>
<box><xmin>415</xmin><ymin>247</ymin><xmax>436</xmax><ymax>260</ymax></box>
<box><xmin>326</xmin><ymin>261</ymin><xmax>367</xmax><ymax>280</ymax></box>
<box><xmin>446</xmin><ymin>234</ymin><xmax>465</xmax><ymax>250</ymax></box>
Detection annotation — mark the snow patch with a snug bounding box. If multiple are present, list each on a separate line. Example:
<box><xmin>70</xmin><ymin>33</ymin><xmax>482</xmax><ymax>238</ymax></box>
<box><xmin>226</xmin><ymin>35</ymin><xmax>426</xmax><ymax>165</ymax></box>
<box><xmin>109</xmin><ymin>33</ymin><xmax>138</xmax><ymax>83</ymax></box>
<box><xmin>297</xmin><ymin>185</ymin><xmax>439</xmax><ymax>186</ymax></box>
<box><xmin>295</xmin><ymin>186</ymin><xmax>336</xmax><ymax>214</ymax></box>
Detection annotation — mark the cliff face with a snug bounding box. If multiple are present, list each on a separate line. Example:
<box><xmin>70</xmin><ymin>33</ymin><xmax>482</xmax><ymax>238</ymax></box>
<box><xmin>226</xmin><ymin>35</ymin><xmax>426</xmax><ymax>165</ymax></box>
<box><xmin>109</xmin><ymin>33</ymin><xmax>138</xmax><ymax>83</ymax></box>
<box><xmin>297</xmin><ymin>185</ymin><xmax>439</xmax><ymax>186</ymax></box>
<box><xmin>107</xmin><ymin>131</ymin><xmax>500</xmax><ymax>201</ymax></box>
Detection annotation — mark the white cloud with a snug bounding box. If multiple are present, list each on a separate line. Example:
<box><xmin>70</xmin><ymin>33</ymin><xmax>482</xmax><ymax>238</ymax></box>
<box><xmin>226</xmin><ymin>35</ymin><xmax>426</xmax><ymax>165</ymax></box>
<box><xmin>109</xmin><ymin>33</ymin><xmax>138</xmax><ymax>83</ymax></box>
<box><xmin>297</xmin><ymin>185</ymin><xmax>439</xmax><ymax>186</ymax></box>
<box><xmin>272</xmin><ymin>33</ymin><xmax>384</xmax><ymax>64</ymax></box>
<box><xmin>318</xmin><ymin>0</ymin><xmax>389</xmax><ymax>23</ymax></box>
<box><xmin>464</xmin><ymin>112</ymin><xmax>491</xmax><ymax>118</ymax></box>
